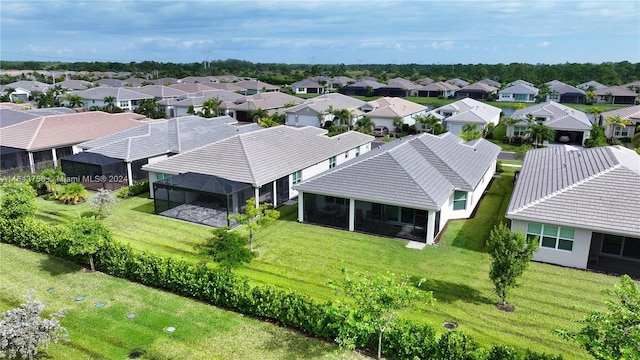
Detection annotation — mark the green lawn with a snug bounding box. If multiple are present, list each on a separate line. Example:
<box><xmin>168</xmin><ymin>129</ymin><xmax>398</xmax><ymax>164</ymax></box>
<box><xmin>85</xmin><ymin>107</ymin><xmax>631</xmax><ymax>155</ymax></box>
<box><xmin>0</xmin><ymin>244</ymin><xmax>366</xmax><ymax>360</ymax></box>
<box><xmin>31</xmin><ymin>169</ymin><xmax>625</xmax><ymax>359</ymax></box>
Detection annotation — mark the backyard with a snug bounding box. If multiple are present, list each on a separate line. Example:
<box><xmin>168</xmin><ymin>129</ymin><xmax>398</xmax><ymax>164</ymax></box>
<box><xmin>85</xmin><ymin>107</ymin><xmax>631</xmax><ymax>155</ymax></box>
<box><xmin>26</xmin><ymin>167</ymin><xmax>624</xmax><ymax>359</ymax></box>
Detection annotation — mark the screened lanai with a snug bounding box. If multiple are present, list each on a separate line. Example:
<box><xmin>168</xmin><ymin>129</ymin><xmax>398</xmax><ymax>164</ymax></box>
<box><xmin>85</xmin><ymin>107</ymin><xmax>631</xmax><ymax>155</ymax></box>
<box><xmin>61</xmin><ymin>152</ymin><xmax>129</xmax><ymax>190</ymax></box>
<box><xmin>153</xmin><ymin>172</ymin><xmax>254</xmax><ymax>227</ymax></box>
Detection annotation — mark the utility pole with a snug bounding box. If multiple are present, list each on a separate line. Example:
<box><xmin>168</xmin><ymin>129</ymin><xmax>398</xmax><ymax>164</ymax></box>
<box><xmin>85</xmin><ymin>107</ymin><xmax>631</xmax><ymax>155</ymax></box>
<box><xmin>202</xmin><ymin>50</ymin><xmax>211</xmax><ymax>76</ymax></box>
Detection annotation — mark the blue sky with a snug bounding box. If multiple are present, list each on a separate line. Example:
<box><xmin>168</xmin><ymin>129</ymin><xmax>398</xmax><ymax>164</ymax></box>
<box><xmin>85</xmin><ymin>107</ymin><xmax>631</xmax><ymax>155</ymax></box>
<box><xmin>1</xmin><ymin>0</ymin><xmax>638</xmax><ymax>65</ymax></box>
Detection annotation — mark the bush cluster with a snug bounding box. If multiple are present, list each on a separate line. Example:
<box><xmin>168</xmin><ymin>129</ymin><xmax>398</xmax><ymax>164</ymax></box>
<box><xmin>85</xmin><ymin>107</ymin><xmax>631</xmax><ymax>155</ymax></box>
<box><xmin>117</xmin><ymin>180</ymin><xmax>149</xmax><ymax>198</ymax></box>
<box><xmin>0</xmin><ymin>217</ymin><xmax>562</xmax><ymax>360</ymax></box>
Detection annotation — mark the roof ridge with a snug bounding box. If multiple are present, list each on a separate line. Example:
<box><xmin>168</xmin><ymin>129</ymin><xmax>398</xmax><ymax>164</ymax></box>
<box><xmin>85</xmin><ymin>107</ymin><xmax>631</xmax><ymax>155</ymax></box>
<box><xmin>236</xmin><ymin>135</ymin><xmax>259</xmax><ymax>186</ymax></box>
<box><xmin>388</xmin><ymin>143</ymin><xmax>441</xmax><ymax>206</ymax></box>
<box><xmin>510</xmin><ymin>164</ymin><xmax>620</xmax><ymax>214</ymax></box>
<box><xmin>27</xmin><ymin>116</ymin><xmax>46</xmax><ymax>149</ymax></box>
<box><xmin>418</xmin><ymin>135</ymin><xmax>472</xmax><ymax>188</ymax></box>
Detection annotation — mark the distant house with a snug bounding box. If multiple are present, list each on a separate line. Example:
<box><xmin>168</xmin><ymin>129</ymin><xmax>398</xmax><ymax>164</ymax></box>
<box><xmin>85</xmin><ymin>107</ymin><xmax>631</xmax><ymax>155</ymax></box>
<box><xmin>2</xmin><ymin>81</ymin><xmax>52</xmax><ymax>102</ymax></box>
<box><xmin>58</xmin><ymin>79</ymin><xmax>92</xmax><ymax>91</ymax></box>
<box><xmin>455</xmin><ymin>82</ymin><xmax>498</xmax><ymax>100</ymax></box>
<box><xmin>361</xmin><ymin>97</ymin><xmax>428</xmax><ymax>131</ymax></box>
<box><xmin>233</xmin><ymin>79</ymin><xmax>279</xmax><ymax>95</ymax></box>
<box><xmin>595</xmin><ymin>86</ymin><xmax>638</xmax><ymax>105</ymax></box>
<box><xmin>327</xmin><ymin>76</ymin><xmax>356</xmax><ymax>91</ymax></box>
<box><xmin>430</xmin><ymin>98</ymin><xmax>501</xmax><ymax>135</ymax></box>
<box><xmin>135</xmin><ymin>85</ymin><xmax>188</xmax><ymax>101</ymax></box>
<box><xmin>339</xmin><ymin>80</ymin><xmax>385</xmax><ymax>96</ymax></box>
<box><xmin>546</xmin><ymin>81</ymin><xmax>586</xmax><ymax>104</ymax></box>
<box><xmin>497</xmin><ymin>83</ymin><xmax>539</xmax><ymax>103</ymax></box>
<box><xmin>0</xmin><ymin>107</ymin><xmax>75</xmax><ymax>128</ymax></box>
<box><xmin>600</xmin><ymin>105</ymin><xmax>640</xmax><ymax>140</ymax></box>
<box><xmin>62</xmin><ymin>87</ymin><xmax>154</xmax><ymax>112</ymax></box>
<box><xmin>168</xmin><ymin>83</ymin><xmax>217</xmax><ymax>94</ymax></box>
<box><xmin>508</xmin><ymin>101</ymin><xmax>592</xmax><ymax>145</ymax></box>
<box><xmin>415</xmin><ymin>77</ymin><xmax>434</xmax><ymax>86</ymax></box>
<box><xmin>285</xmin><ymin>93</ymin><xmax>366</xmax><ymax>128</ymax></box>
<box><xmin>141</xmin><ymin>126</ymin><xmax>373</xmax><ymax>226</ymax></box>
<box><xmin>447</xmin><ymin>78</ymin><xmax>470</xmax><ymax>87</ymax></box>
<box><xmin>294</xmin><ymin>132</ymin><xmax>500</xmax><ymax>244</ymax></box>
<box><xmin>291</xmin><ymin>79</ymin><xmax>324</xmax><ymax>94</ymax></box>
<box><xmin>377</xmin><ymin>78</ymin><xmax>421</xmax><ymax>97</ymax></box>
<box><xmin>416</xmin><ymin>82</ymin><xmax>458</xmax><ymax>98</ymax></box>
<box><xmin>164</xmin><ymin>89</ymin><xmax>245</xmax><ymax>118</ymax></box>
<box><xmin>507</xmin><ymin>145</ymin><xmax>640</xmax><ymax>272</ymax></box>
<box><xmin>62</xmin><ymin>116</ymin><xmax>261</xmax><ymax>189</ymax></box>
<box><xmin>577</xmin><ymin>81</ymin><xmax>608</xmax><ymax>91</ymax></box>
<box><xmin>505</xmin><ymin>79</ymin><xmax>534</xmax><ymax>88</ymax></box>
<box><xmin>0</xmin><ymin>112</ymin><xmax>148</xmax><ymax>174</ymax></box>
<box><xmin>227</xmin><ymin>92</ymin><xmax>304</xmax><ymax>122</ymax></box>
<box><xmin>479</xmin><ymin>78</ymin><xmax>501</xmax><ymax>87</ymax></box>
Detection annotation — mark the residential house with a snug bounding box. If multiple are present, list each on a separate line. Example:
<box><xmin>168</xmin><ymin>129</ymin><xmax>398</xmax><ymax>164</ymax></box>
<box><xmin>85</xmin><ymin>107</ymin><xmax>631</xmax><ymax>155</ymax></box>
<box><xmin>455</xmin><ymin>82</ymin><xmax>498</xmax><ymax>100</ymax></box>
<box><xmin>505</xmin><ymin>79</ymin><xmax>535</xmax><ymax>88</ymax></box>
<box><xmin>285</xmin><ymin>93</ymin><xmax>367</xmax><ymax>128</ymax></box>
<box><xmin>446</xmin><ymin>78</ymin><xmax>470</xmax><ymax>87</ymax></box>
<box><xmin>577</xmin><ymin>81</ymin><xmax>608</xmax><ymax>91</ymax></box>
<box><xmin>479</xmin><ymin>78</ymin><xmax>501</xmax><ymax>88</ymax></box>
<box><xmin>508</xmin><ymin>101</ymin><xmax>592</xmax><ymax>145</ymax></box>
<box><xmin>160</xmin><ymin>89</ymin><xmax>244</xmax><ymax>118</ymax></box>
<box><xmin>361</xmin><ymin>97</ymin><xmax>429</xmax><ymax>131</ymax></box>
<box><xmin>416</xmin><ymin>82</ymin><xmax>458</xmax><ymax>98</ymax></box>
<box><xmin>595</xmin><ymin>86</ymin><xmax>638</xmax><ymax>105</ymax></box>
<box><xmin>379</xmin><ymin>78</ymin><xmax>422</xmax><ymax>97</ymax></box>
<box><xmin>206</xmin><ymin>82</ymin><xmax>245</xmax><ymax>93</ymax></box>
<box><xmin>546</xmin><ymin>81</ymin><xmax>586</xmax><ymax>104</ymax></box>
<box><xmin>58</xmin><ymin>80</ymin><xmax>92</xmax><ymax>91</ymax></box>
<box><xmin>430</xmin><ymin>98</ymin><xmax>501</xmax><ymax>135</ymax></box>
<box><xmin>600</xmin><ymin>105</ymin><xmax>640</xmax><ymax>140</ymax></box>
<box><xmin>135</xmin><ymin>85</ymin><xmax>188</xmax><ymax>101</ymax></box>
<box><xmin>0</xmin><ymin>107</ymin><xmax>75</xmax><ymax>128</ymax></box>
<box><xmin>233</xmin><ymin>79</ymin><xmax>279</xmax><ymax>95</ymax></box>
<box><xmin>506</xmin><ymin>145</ymin><xmax>640</xmax><ymax>273</ymax></box>
<box><xmin>339</xmin><ymin>80</ymin><xmax>385</xmax><ymax>97</ymax></box>
<box><xmin>291</xmin><ymin>79</ymin><xmax>324</xmax><ymax>94</ymax></box>
<box><xmin>497</xmin><ymin>83</ymin><xmax>539</xmax><ymax>103</ymax></box>
<box><xmin>141</xmin><ymin>126</ymin><xmax>373</xmax><ymax>226</ymax></box>
<box><xmin>415</xmin><ymin>77</ymin><xmax>434</xmax><ymax>86</ymax></box>
<box><xmin>294</xmin><ymin>132</ymin><xmax>500</xmax><ymax>244</ymax></box>
<box><xmin>62</xmin><ymin>87</ymin><xmax>154</xmax><ymax>112</ymax></box>
<box><xmin>95</xmin><ymin>78</ymin><xmax>125</xmax><ymax>87</ymax></box>
<box><xmin>227</xmin><ymin>92</ymin><xmax>304</xmax><ymax>122</ymax></box>
<box><xmin>0</xmin><ymin>112</ymin><xmax>148</xmax><ymax>174</ymax></box>
<box><xmin>168</xmin><ymin>83</ymin><xmax>217</xmax><ymax>93</ymax></box>
<box><xmin>2</xmin><ymin>81</ymin><xmax>52</xmax><ymax>102</ymax></box>
<box><xmin>61</xmin><ymin>116</ymin><xmax>261</xmax><ymax>189</ymax></box>
<box><xmin>327</xmin><ymin>76</ymin><xmax>356</xmax><ymax>91</ymax></box>
<box><xmin>150</xmin><ymin>77</ymin><xmax>179</xmax><ymax>86</ymax></box>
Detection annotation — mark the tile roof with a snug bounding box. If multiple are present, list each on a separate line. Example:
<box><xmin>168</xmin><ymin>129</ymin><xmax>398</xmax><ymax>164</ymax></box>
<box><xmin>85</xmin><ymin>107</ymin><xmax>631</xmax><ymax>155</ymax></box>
<box><xmin>135</xmin><ymin>85</ymin><xmax>188</xmax><ymax>98</ymax></box>
<box><xmin>601</xmin><ymin>104</ymin><xmax>640</xmax><ymax>120</ymax></box>
<box><xmin>228</xmin><ymin>92</ymin><xmax>303</xmax><ymax>111</ymax></box>
<box><xmin>294</xmin><ymin>132</ymin><xmax>500</xmax><ymax>210</ymax></box>
<box><xmin>511</xmin><ymin>101</ymin><xmax>592</xmax><ymax>130</ymax></box>
<box><xmin>418</xmin><ymin>81</ymin><xmax>459</xmax><ymax>91</ymax></box>
<box><xmin>458</xmin><ymin>82</ymin><xmax>498</xmax><ymax>92</ymax></box>
<box><xmin>507</xmin><ymin>146</ymin><xmax>640</xmax><ymax>236</ymax></box>
<box><xmin>432</xmin><ymin>98</ymin><xmax>501</xmax><ymax>124</ymax></box>
<box><xmin>365</xmin><ymin>97</ymin><xmax>427</xmax><ymax>118</ymax></box>
<box><xmin>168</xmin><ymin>83</ymin><xmax>217</xmax><ymax>93</ymax></box>
<box><xmin>77</xmin><ymin>116</ymin><xmax>261</xmax><ymax>162</ymax></box>
<box><xmin>233</xmin><ymin>79</ymin><xmax>279</xmax><ymax>91</ymax></box>
<box><xmin>0</xmin><ymin>112</ymin><xmax>149</xmax><ymax>151</ymax></box>
<box><xmin>499</xmin><ymin>83</ymin><xmax>539</xmax><ymax>95</ymax></box>
<box><xmin>292</xmin><ymin>79</ymin><xmax>323</xmax><ymax>88</ymax></box>
<box><xmin>595</xmin><ymin>85</ymin><xmax>638</xmax><ymax>97</ymax></box>
<box><xmin>577</xmin><ymin>81</ymin><xmax>608</xmax><ymax>90</ymax></box>
<box><xmin>142</xmin><ymin>126</ymin><xmax>374</xmax><ymax>187</ymax></box>
<box><xmin>69</xmin><ymin>87</ymin><xmax>154</xmax><ymax>101</ymax></box>
<box><xmin>285</xmin><ymin>93</ymin><xmax>367</xmax><ymax>115</ymax></box>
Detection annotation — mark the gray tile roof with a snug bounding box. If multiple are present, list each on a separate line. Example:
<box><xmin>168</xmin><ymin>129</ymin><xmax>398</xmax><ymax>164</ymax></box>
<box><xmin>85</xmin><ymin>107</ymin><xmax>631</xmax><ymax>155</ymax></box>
<box><xmin>507</xmin><ymin>146</ymin><xmax>640</xmax><ymax>236</ymax></box>
<box><xmin>432</xmin><ymin>98</ymin><xmax>501</xmax><ymax>125</ymax></box>
<box><xmin>0</xmin><ymin>107</ymin><xmax>76</xmax><ymax>128</ymax></box>
<box><xmin>135</xmin><ymin>85</ymin><xmax>188</xmax><ymax>99</ymax></box>
<box><xmin>142</xmin><ymin>126</ymin><xmax>374</xmax><ymax>187</ymax></box>
<box><xmin>595</xmin><ymin>85</ymin><xmax>638</xmax><ymax>97</ymax></box>
<box><xmin>292</xmin><ymin>79</ymin><xmax>323</xmax><ymax>88</ymax></box>
<box><xmin>70</xmin><ymin>87</ymin><xmax>154</xmax><ymax>101</ymax></box>
<box><xmin>499</xmin><ymin>83</ymin><xmax>539</xmax><ymax>95</ymax></box>
<box><xmin>294</xmin><ymin>132</ymin><xmax>500</xmax><ymax>210</ymax></box>
<box><xmin>285</xmin><ymin>93</ymin><xmax>367</xmax><ymax>115</ymax></box>
<box><xmin>601</xmin><ymin>104</ymin><xmax>640</xmax><ymax>120</ymax></box>
<box><xmin>228</xmin><ymin>92</ymin><xmax>303</xmax><ymax>111</ymax></box>
<box><xmin>78</xmin><ymin>116</ymin><xmax>261</xmax><ymax>162</ymax></box>
<box><xmin>511</xmin><ymin>101</ymin><xmax>592</xmax><ymax>130</ymax></box>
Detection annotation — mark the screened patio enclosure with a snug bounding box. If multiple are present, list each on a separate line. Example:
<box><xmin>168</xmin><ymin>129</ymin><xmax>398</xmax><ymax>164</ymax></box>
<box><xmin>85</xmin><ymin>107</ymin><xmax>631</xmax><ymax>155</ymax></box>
<box><xmin>61</xmin><ymin>152</ymin><xmax>131</xmax><ymax>190</ymax></box>
<box><xmin>302</xmin><ymin>193</ymin><xmax>437</xmax><ymax>242</ymax></box>
<box><xmin>153</xmin><ymin>172</ymin><xmax>254</xmax><ymax>228</ymax></box>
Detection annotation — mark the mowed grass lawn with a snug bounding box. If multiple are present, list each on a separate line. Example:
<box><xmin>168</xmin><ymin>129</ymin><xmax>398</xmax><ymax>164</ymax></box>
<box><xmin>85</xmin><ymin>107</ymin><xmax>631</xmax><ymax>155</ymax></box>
<box><xmin>32</xmin><ymin>169</ymin><xmax>624</xmax><ymax>359</ymax></box>
<box><xmin>0</xmin><ymin>244</ymin><xmax>366</xmax><ymax>360</ymax></box>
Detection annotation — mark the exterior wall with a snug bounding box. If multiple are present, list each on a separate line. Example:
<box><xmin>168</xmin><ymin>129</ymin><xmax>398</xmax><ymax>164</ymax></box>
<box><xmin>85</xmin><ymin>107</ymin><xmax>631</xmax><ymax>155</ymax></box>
<box><xmin>510</xmin><ymin>219</ymin><xmax>592</xmax><ymax>269</ymax></box>
<box><xmin>441</xmin><ymin>161</ymin><xmax>495</xmax><ymax>221</ymax></box>
<box><xmin>445</xmin><ymin>122</ymin><xmax>465</xmax><ymax>135</ymax></box>
<box><xmin>286</xmin><ymin>113</ymin><xmax>321</xmax><ymax>127</ymax></box>
<box><xmin>370</xmin><ymin>113</ymin><xmax>420</xmax><ymax>130</ymax></box>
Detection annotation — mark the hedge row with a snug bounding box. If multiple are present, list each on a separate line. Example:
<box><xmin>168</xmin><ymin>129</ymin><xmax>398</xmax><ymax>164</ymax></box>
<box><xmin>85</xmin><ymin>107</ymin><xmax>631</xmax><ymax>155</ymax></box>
<box><xmin>0</xmin><ymin>217</ymin><xmax>562</xmax><ymax>360</ymax></box>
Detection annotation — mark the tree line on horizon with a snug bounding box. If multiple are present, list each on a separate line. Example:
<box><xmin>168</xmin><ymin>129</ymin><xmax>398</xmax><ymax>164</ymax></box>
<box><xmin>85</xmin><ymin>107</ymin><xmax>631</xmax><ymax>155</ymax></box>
<box><xmin>1</xmin><ymin>59</ymin><xmax>639</xmax><ymax>87</ymax></box>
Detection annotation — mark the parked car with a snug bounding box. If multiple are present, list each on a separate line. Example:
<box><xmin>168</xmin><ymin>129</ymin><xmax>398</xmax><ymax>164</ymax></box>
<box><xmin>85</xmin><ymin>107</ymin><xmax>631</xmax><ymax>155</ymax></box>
<box><xmin>373</xmin><ymin>126</ymin><xmax>389</xmax><ymax>137</ymax></box>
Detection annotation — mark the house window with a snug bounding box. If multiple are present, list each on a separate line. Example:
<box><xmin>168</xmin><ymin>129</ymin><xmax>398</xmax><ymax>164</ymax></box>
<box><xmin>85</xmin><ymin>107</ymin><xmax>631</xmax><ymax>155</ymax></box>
<box><xmin>526</xmin><ymin>223</ymin><xmax>574</xmax><ymax>251</ymax></box>
<box><xmin>613</xmin><ymin>126</ymin><xmax>629</xmax><ymax>137</ymax></box>
<box><xmin>329</xmin><ymin>156</ymin><xmax>336</xmax><ymax>168</ymax></box>
<box><xmin>601</xmin><ymin>234</ymin><xmax>640</xmax><ymax>259</ymax></box>
<box><xmin>344</xmin><ymin>151</ymin><xmax>348</xmax><ymax>159</ymax></box>
<box><xmin>452</xmin><ymin>190</ymin><xmax>467</xmax><ymax>210</ymax></box>
<box><xmin>119</xmin><ymin>100</ymin><xmax>129</xmax><ymax>108</ymax></box>
<box><xmin>355</xmin><ymin>146</ymin><xmax>360</xmax><ymax>157</ymax></box>
<box><xmin>513</xmin><ymin>126</ymin><xmax>527</xmax><ymax>136</ymax></box>
<box><xmin>156</xmin><ymin>172</ymin><xmax>172</xmax><ymax>180</ymax></box>
<box><xmin>292</xmin><ymin>170</ymin><xmax>302</xmax><ymax>185</ymax></box>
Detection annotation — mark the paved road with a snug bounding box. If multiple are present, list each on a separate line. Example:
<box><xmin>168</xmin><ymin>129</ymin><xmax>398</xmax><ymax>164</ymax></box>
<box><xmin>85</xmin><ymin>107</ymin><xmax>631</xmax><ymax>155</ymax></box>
<box><xmin>498</xmin><ymin>151</ymin><xmax>517</xmax><ymax>160</ymax></box>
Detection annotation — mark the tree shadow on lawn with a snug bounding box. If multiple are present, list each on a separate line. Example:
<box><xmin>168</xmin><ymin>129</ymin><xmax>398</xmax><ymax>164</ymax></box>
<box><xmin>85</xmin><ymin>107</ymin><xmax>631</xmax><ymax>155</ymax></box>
<box><xmin>129</xmin><ymin>201</ymin><xmax>155</xmax><ymax>214</ymax></box>
<box><xmin>412</xmin><ymin>276</ymin><xmax>492</xmax><ymax>305</ymax></box>
<box><xmin>259</xmin><ymin>324</ymin><xmax>345</xmax><ymax>360</ymax></box>
<box><xmin>39</xmin><ymin>255</ymin><xmax>81</xmax><ymax>276</ymax></box>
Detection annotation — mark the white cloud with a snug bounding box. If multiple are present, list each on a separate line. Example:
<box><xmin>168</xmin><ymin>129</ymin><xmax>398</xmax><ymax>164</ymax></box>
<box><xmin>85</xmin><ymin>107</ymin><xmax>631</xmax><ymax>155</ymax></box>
<box><xmin>536</xmin><ymin>41</ymin><xmax>550</xmax><ymax>48</ymax></box>
<box><xmin>430</xmin><ymin>41</ymin><xmax>454</xmax><ymax>50</ymax></box>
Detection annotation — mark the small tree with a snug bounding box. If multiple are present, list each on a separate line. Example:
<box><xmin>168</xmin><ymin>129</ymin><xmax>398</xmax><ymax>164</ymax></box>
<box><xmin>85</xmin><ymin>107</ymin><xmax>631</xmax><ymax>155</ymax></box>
<box><xmin>584</xmin><ymin>124</ymin><xmax>609</xmax><ymax>148</ymax></box>
<box><xmin>459</xmin><ymin>123</ymin><xmax>483</xmax><ymax>141</ymax></box>
<box><xmin>486</xmin><ymin>223</ymin><xmax>538</xmax><ymax>311</ymax></box>
<box><xmin>0</xmin><ymin>181</ymin><xmax>37</xmax><ymax>219</ymax></box>
<box><xmin>90</xmin><ymin>188</ymin><xmax>119</xmax><ymax>218</ymax></box>
<box><xmin>327</xmin><ymin>269</ymin><xmax>435</xmax><ymax>359</ymax></box>
<box><xmin>0</xmin><ymin>291</ymin><xmax>68</xmax><ymax>360</ymax></box>
<box><xmin>58</xmin><ymin>183</ymin><xmax>89</xmax><ymax>205</ymax></box>
<box><xmin>554</xmin><ymin>275</ymin><xmax>639</xmax><ymax>360</ymax></box>
<box><xmin>39</xmin><ymin>167</ymin><xmax>65</xmax><ymax>197</ymax></box>
<box><xmin>67</xmin><ymin>217</ymin><xmax>113</xmax><ymax>271</ymax></box>
<box><xmin>525</xmin><ymin>123</ymin><xmax>555</xmax><ymax>148</ymax></box>
<box><xmin>229</xmin><ymin>197</ymin><xmax>279</xmax><ymax>251</ymax></box>
<box><xmin>514</xmin><ymin>144</ymin><xmax>534</xmax><ymax>160</ymax></box>
<box><xmin>392</xmin><ymin>116</ymin><xmax>404</xmax><ymax>135</ymax></box>
<box><xmin>200</xmin><ymin>227</ymin><xmax>254</xmax><ymax>271</ymax></box>
<box><xmin>604</xmin><ymin>115</ymin><xmax>632</xmax><ymax>141</ymax></box>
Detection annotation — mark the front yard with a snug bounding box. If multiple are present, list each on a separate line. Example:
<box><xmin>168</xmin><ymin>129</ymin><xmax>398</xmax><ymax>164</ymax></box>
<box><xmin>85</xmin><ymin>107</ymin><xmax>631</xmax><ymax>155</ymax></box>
<box><xmin>31</xmin><ymin>168</ymin><xmax>622</xmax><ymax>359</ymax></box>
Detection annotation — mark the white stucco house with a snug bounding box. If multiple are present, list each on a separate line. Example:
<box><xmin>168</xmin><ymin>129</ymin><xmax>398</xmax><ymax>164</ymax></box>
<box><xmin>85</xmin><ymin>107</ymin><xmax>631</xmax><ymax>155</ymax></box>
<box><xmin>285</xmin><ymin>93</ymin><xmax>367</xmax><ymax>128</ymax></box>
<box><xmin>362</xmin><ymin>97</ymin><xmax>428</xmax><ymax>131</ymax></box>
<box><xmin>508</xmin><ymin>101</ymin><xmax>592</xmax><ymax>145</ymax></box>
<box><xmin>507</xmin><ymin>145</ymin><xmax>640</xmax><ymax>271</ymax></box>
<box><xmin>429</xmin><ymin>97</ymin><xmax>501</xmax><ymax>135</ymax></box>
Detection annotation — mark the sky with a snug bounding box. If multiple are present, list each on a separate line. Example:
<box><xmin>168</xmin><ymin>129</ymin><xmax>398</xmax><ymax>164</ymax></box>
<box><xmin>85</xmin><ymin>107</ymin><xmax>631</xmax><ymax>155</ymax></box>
<box><xmin>1</xmin><ymin>0</ymin><xmax>639</xmax><ymax>65</ymax></box>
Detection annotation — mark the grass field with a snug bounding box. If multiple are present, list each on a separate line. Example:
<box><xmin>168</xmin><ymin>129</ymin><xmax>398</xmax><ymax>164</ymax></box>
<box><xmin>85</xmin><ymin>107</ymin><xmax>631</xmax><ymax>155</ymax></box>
<box><xmin>0</xmin><ymin>243</ymin><xmax>367</xmax><ymax>360</ymax></box>
<box><xmin>29</xmin><ymin>168</ymin><xmax>628</xmax><ymax>359</ymax></box>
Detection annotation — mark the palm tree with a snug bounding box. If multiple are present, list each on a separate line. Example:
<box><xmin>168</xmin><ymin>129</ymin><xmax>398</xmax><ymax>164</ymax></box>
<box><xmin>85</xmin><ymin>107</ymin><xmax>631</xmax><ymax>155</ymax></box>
<box><xmin>64</xmin><ymin>94</ymin><xmax>85</xmax><ymax>109</ymax></box>
<box><xmin>604</xmin><ymin>115</ymin><xmax>632</xmax><ymax>141</ymax></box>
<box><xmin>501</xmin><ymin>117</ymin><xmax>521</xmax><ymax>138</ymax></box>
<box><xmin>525</xmin><ymin>123</ymin><xmax>555</xmax><ymax>148</ymax></box>
<box><xmin>355</xmin><ymin>116</ymin><xmax>374</xmax><ymax>134</ymax></box>
<box><xmin>459</xmin><ymin>123</ymin><xmax>483</xmax><ymax>141</ymax></box>
<box><xmin>585</xmin><ymin>90</ymin><xmax>597</xmax><ymax>104</ymax></box>
<box><xmin>335</xmin><ymin>108</ymin><xmax>354</xmax><ymax>132</ymax></box>
<box><xmin>249</xmin><ymin>108</ymin><xmax>268</xmax><ymax>123</ymax></box>
<box><xmin>135</xmin><ymin>98</ymin><xmax>162</xmax><ymax>118</ymax></box>
<box><xmin>1</xmin><ymin>87</ymin><xmax>16</xmax><ymax>102</ymax></box>
<box><xmin>587</xmin><ymin>107</ymin><xmax>605</xmax><ymax>125</ymax></box>
<box><xmin>58</xmin><ymin>183</ymin><xmax>89</xmax><ymax>205</ymax></box>
<box><xmin>392</xmin><ymin>116</ymin><xmax>404</xmax><ymax>135</ymax></box>
<box><xmin>413</xmin><ymin>114</ymin><xmax>441</xmax><ymax>134</ymax></box>
<box><xmin>200</xmin><ymin>96</ymin><xmax>223</xmax><ymax>118</ymax></box>
<box><xmin>103</xmin><ymin>96</ymin><xmax>117</xmax><ymax>113</ymax></box>
<box><xmin>320</xmin><ymin>105</ymin><xmax>336</xmax><ymax>128</ymax></box>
